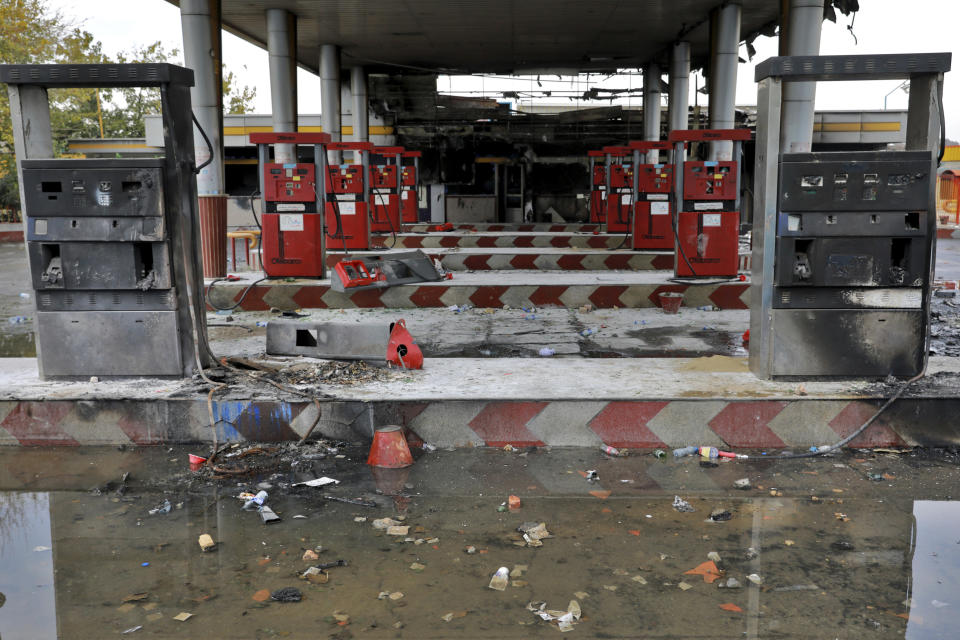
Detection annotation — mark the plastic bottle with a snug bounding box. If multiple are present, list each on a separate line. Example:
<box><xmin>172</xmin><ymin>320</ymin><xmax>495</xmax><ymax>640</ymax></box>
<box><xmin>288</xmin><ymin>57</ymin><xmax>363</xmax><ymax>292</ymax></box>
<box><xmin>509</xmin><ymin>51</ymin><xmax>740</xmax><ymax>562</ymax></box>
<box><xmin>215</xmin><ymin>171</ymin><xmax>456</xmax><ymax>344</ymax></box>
<box><xmin>488</xmin><ymin>567</ymin><xmax>509</xmax><ymax>591</ymax></box>
<box><xmin>673</xmin><ymin>446</ymin><xmax>698</xmax><ymax>458</ymax></box>
<box><xmin>601</xmin><ymin>445</ymin><xmax>621</xmax><ymax>457</ymax></box>
<box><xmin>699</xmin><ymin>446</ymin><xmax>719</xmax><ymax>459</ymax></box>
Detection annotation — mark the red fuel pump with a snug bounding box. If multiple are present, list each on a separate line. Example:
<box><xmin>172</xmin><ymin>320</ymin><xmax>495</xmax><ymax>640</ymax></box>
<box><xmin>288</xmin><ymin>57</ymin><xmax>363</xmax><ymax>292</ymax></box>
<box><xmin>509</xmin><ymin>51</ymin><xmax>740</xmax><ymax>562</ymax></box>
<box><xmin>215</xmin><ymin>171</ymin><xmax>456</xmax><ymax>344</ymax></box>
<box><xmin>602</xmin><ymin>146</ymin><xmax>634</xmax><ymax>234</ymax></box>
<box><xmin>325</xmin><ymin>141</ymin><xmax>374</xmax><ymax>251</ymax></box>
<box><xmin>400</xmin><ymin>151</ymin><xmax>422</xmax><ymax>224</ymax></box>
<box><xmin>668</xmin><ymin>129</ymin><xmax>750</xmax><ymax>278</ymax></box>
<box><xmin>250</xmin><ymin>132</ymin><xmax>330</xmax><ymax>278</ymax></box>
<box><xmin>628</xmin><ymin>140</ymin><xmax>674</xmax><ymax>251</ymax></box>
<box><xmin>369</xmin><ymin>145</ymin><xmax>403</xmax><ymax>236</ymax></box>
<box><xmin>588</xmin><ymin>150</ymin><xmax>607</xmax><ymax>224</ymax></box>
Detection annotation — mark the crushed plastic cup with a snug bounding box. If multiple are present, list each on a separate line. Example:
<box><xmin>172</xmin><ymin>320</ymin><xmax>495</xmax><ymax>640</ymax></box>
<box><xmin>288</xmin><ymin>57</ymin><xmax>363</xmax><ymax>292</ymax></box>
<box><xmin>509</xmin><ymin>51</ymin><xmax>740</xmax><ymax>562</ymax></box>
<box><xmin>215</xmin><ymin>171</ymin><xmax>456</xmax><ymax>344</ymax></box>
<box><xmin>188</xmin><ymin>454</ymin><xmax>207</xmax><ymax>471</ymax></box>
<box><xmin>488</xmin><ymin>567</ymin><xmax>509</xmax><ymax>591</ymax></box>
<box><xmin>538</xmin><ymin>347</ymin><xmax>555</xmax><ymax>357</ymax></box>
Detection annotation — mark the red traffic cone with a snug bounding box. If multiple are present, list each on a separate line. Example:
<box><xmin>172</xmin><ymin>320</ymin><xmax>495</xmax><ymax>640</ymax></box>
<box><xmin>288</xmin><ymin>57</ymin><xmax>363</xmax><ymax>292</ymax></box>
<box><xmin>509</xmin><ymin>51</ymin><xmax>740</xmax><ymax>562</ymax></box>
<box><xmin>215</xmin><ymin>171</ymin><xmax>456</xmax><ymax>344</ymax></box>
<box><xmin>387</xmin><ymin>319</ymin><xmax>423</xmax><ymax>369</ymax></box>
<box><xmin>367</xmin><ymin>425</ymin><xmax>414</xmax><ymax>468</ymax></box>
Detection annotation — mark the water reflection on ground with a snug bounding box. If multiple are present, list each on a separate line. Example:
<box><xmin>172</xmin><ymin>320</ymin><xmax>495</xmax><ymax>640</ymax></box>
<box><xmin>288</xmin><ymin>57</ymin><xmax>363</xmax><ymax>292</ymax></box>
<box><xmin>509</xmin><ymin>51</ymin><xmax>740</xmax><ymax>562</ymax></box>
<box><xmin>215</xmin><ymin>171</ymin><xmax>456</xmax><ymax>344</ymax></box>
<box><xmin>0</xmin><ymin>447</ymin><xmax>959</xmax><ymax>638</ymax></box>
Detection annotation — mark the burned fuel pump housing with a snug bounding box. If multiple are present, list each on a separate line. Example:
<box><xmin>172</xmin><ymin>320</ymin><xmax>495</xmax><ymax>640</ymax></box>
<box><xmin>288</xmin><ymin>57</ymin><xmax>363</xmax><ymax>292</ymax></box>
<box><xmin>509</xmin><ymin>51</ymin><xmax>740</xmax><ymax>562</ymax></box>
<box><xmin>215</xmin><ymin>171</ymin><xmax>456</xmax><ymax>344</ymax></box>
<box><xmin>22</xmin><ymin>158</ymin><xmax>184</xmax><ymax>377</ymax></box>
<box><xmin>769</xmin><ymin>150</ymin><xmax>933</xmax><ymax>377</ymax></box>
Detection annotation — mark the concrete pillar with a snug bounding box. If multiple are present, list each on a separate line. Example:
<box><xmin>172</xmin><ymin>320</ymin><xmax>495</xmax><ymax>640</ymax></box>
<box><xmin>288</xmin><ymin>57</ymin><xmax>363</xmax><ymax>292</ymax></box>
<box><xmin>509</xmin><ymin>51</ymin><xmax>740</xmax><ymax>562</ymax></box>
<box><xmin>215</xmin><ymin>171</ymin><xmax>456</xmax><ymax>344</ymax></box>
<box><xmin>668</xmin><ymin>41</ymin><xmax>691</xmax><ymax>135</ymax></box>
<box><xmin>709</xmin><ymin>2</ymin><xmax>741</xmax><ymax>161</ymax></box>
<box><xmin>351</xmin><ymin>66</ymin><xmax>368</xmax><ymax>163</ymax></box>
<box><xmin>642</xmin><ymin>62</ymin><xmax>662</xmax><ymax>164</ymax></box>
<box><xmin>180</xmin><ymin>0</ymin><xmax>227</xmax><ymax>277</ymax></box>
<box><xmin>780</xmin><ymin>0</ymin><xmax>824</xmax><ymax>153</ymax></box>
<box><xmin>180</xmin><ymin>0</ymin><xmax>224</xmax><ymax>194</ymax></box>
<box><xmin>266</xmin><ymin>8</ymin><xmax>298</xmax><ymax>163</ymax></box>
<box><xmin>320</xmin><ymin>44</ymin><xmax>341</xmax><ymax>164</ymax></box>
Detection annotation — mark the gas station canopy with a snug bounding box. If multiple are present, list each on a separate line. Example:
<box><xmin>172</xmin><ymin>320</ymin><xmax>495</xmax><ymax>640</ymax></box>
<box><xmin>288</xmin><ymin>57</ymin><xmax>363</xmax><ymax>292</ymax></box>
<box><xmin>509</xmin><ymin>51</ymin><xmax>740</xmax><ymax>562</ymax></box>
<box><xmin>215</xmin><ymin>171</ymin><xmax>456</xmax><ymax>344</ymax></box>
<box><xmin>167</xmin><ymin>0</ymin><xmax>782</xmax><ymax>74</ymax></box>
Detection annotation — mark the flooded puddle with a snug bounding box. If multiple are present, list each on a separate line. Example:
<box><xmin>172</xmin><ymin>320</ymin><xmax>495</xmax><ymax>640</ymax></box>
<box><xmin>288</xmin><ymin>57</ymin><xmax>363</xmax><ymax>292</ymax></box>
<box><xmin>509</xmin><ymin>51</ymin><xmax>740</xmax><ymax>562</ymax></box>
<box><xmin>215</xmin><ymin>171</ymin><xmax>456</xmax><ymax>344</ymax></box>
<box><xmin>1</xmin><ymin>447</ymin><xmax>960</xmax><ymax>638</ymax></box>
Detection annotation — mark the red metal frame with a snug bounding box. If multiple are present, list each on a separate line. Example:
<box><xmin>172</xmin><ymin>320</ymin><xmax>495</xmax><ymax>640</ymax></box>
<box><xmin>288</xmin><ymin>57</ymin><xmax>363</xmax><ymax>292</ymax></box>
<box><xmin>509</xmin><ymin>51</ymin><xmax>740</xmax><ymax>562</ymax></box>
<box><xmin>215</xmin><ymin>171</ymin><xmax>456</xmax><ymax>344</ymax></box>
<box><xmin>400</xmin><ymin>151</ymin><xmax>422</xmax><ymax>223</ymax></box>
<box><xmin>628</xmin><ymin>141</ymin><xmax>675</xmax><ymax>251</ymax></box>
<box><xmin>602</xmin><ymin>146</ymin><xmax>634</xmax><ymax>233</ymax></box>
<box><xmin>670</xmin><ymin>129</ymin><xmax>748</xmax><ymax>278</ymax></box>
<box><xmin>325</xmin><ymin>142</ymin><xmax>373</xmax><ymax>251</ymax></box>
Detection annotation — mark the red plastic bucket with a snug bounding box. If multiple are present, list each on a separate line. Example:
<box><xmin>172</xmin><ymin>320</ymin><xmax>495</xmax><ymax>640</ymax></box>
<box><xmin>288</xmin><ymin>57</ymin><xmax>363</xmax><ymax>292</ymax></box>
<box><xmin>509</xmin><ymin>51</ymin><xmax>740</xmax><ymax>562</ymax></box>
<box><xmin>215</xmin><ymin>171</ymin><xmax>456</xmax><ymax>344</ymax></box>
<box><xmin>658</xmin><ymin>292</ymin><xmax>684</xmax><ymax>314</ymax></box>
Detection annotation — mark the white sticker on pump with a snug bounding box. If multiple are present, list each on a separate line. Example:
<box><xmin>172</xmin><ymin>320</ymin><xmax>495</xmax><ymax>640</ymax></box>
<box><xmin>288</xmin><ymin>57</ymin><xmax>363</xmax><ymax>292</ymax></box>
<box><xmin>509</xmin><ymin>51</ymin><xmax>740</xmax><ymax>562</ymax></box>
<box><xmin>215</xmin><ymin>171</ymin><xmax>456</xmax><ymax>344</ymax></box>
<box><xmin>402</xmin><ymin>191</ymin><xmax>410</xmax><ymax>200</ymax></box>
<box><xmin>651</xmin><ymin>201</ymin><xmax>670</xmax><ymax>215</ymax></box>
<box><xmin>621</xmin><ymin>194</ymin><xmax>632</xmax><ymax>206</ymax></box>
<box><xmin>338</xmin><ymin>202</ymin><xmax>357</xmax><ymax>215</ymax></box>
<box><xmin>648</xmin><ymin>193</ymin><xmax>668</xmax><ymax>201</ymax></box>
<box><xmin>276</xmin><ymin>203</ymin><xmax>306</xmax><ymax>212</ymax></box>
<box><xmin>702</xmin><ymin>213</ymin><xmax>723</xmax><ymax>227</ymax></box>
<box><xmin>279</xmin><ymin>214</ymin><xmax>304</xmax><ymax>231</ymax></box>
<box><xmin>693</xmin><ymin>202</ymin><xmax>723</xmax><ymax>211</ymax></box>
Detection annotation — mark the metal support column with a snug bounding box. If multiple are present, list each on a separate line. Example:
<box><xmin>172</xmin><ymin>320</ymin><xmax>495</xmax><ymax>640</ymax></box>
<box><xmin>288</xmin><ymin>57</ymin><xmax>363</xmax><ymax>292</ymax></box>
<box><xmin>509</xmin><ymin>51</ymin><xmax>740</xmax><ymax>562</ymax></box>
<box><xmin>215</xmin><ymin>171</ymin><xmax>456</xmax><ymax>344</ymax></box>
<box><xmin>351</xmin><ymin>66</ymin><xmax>369</xmax><ymax>156</ymax></box>
<box><xmin>709</xmin><ymin>2</ymin><xmax>741</xmax><ymax>161</ymax></box>
<box><xmin>780</xmin><ymin>0</ymin><xmax>824</xmax><ymax>153</ymax></box>
<box><xmin>320</xmin><ymin>44</ymin><xmax>341</xmax><ymax>165</ymax></box>
<box><xmin>266</xmin><ymin>8</ymin><xmax>298</xmax><ymax>163</ymax></box>
<box><xmin>180</xmin><ymin>0</ymin><xmax>226</xmax><ymax>277</ymax></box>
<box><xmin>643</xmin><ymin>62</ymin><xmax>662</xmax><ymax>164</ymax></box>
<box><xmin>668</xmin><ymin>41</ymin><xmax>691</xmax><ymax>136</ymax></box>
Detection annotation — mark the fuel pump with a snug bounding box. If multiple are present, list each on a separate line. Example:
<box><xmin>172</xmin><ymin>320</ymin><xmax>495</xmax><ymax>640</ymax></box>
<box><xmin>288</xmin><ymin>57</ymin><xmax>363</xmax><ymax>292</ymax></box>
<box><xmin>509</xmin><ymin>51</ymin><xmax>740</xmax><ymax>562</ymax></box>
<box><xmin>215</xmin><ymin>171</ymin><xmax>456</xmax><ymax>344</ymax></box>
<box><xmin>588</xmin><ymin>150</ymin><xmax>607</xmax><ymax>224</ymax></box>
<box><xmin>369</xmin><ymin>146</ymin><xmax>403</xmax><ymax>235</ymax></box>
<box><xmin>250</xmin><ymin>132</ymin><xmax>330</xmax><ymax>278</ymax></box>
<box><xmin>325</xmin><ymin>141</ymin><xmax>374</xmax><ymax>251</ymax></box>
<box><xmin>400</xmin><ymin>151</ymin><xmax>422</xmax><ymax>224</ymax></box>
<box><xmin>668</xmin><ymin>129</ymin><xmax>750</xmax><ymax>278</ymax></box>
<box><xmin>602</xmin><ymin>146</ymin><xmax>634</xmax><ymax>234</ymax></box>
<box><xmin>750</xmin><ymin>52</ymin><xmax>950</xmax><ymax>379</ymax></box>
<box><xmin>628</xmin><ymin>140</ymin><xmax>674</xmax><ymax>251</ymax></box>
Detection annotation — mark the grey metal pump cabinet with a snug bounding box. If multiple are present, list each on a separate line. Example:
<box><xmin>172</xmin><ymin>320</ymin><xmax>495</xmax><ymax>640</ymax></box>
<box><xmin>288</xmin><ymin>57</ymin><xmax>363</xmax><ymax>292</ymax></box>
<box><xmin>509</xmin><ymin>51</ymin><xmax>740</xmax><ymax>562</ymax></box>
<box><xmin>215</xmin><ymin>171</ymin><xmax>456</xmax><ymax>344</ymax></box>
<box><xmin>750</xmin><ymin>53</ymin><xmax>951</xmax><ymax>379</ymax></box>
<box><xmin>0</xmin><ymin>64</ymin><xmax>211</xmax><ymax>378</ymax></box>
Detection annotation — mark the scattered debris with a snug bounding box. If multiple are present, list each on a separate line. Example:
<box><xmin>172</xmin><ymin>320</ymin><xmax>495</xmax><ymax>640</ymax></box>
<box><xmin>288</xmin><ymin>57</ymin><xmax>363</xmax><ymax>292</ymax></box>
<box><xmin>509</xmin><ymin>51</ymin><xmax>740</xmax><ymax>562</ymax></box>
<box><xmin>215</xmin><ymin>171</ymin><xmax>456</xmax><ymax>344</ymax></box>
<box><xmin>121</xmin><ymin>626</ymin><xmax>143</xmax><ymax>634</ymax></box>
<box><xmin>584</xmin><ymin>470</ymin><xmax>599</xmax><ymax>482</ymax></box>
<box><xmin>387</xmin><ymin>525</ymin><xmax>409</xmax><ymax>536</ymax></box>
<box><xmin>508</xmin><ymin>495</ymin><xmax>522</xmax><ymax>510</ymax></box>
<box><xmin>678</xmin><ymin>582</ymin><xmax>693</xmax><ymax>591</ymax></box>
<box><xmin>271</xmin><ymin>587</ymin><xmax>302</xmax><ymax>602</ymax></box>
<box><xmin>733</xmin><ymin>478</ymin><xmax>752</xmax><ymax>490</ymax></box>
<box><xmin>684</xmin><ymin>561</ymin><xmax>722</xmax><ymax>584</ymax></box>
<box><xmin>710</xmin><ymin>509</ymin><xmax>733</xmax><ymax>522</ymax></box>
<box><xmin>441</xmin><ymin>611</ymin><xmax>468</xmax><ymax>622</ymax></box>
<box><xmin>517</xmin><ymin>522</ymin><xmax>552</xmax><ymax>547</ymax></box>
<box><xmin>673</xmin><ymin>496</ymin><xmax>695</xmax><ymax>513</ymax></box>
<box><xmin>172</xmin><ymin>612</ymin><xmax>193</xmax><ymax>622</ymax></box>
<box><xmin>601</xmin><ymin>445</ymin><xmax>622</xmax><ymax>457</ymax></box>
<box><xmin>489</xmin><ymin>567</ymin><xmax>510</xmax><ymax>591</ymax></box>
<box><xmin>719</xmin><ymin>603</ymin><xmax>743</xmax><ymax>612</ymax></box>
<box><xmin>707</xmin><ymin>551</ymin><xmax>722</xmax><ymax>563</ymax></box>
<box><xmin>303</xmin><ymin>549</ymin><xmax>319</xmax><ymax>561</ymax></box>
<box><xmin>465</xmin><ymin>546</ymin><xmax>477</xmax><ymax>554</ymax></box>
<box><xmin>632</xmin><ymin>575</ymin><xmax>648</xmax><ymax>585</ymax></box>
<box><xmin>292</xmin><ymin>477</ymin><xmax>340</xmax><ymax>487</ymax></box>
<box><xmin>538</xmin><ymin>348</ymin><xmax>556</xmax><ymax>357</ymax></box>
<box><xmin>148</xmin><ymin>499</ymin><xmax>171</xmax><ymax>516</ymax></box>
<box><xmin>410</xmin><ymin>562</ymin><xmax>426</xmax><ymax>572</ymax></box>
<box><xmin>198</xmin><ymin>534</ymin><xmax>215</xmax><ymax>552</ymax></box>
<box><xmin>527</xmin><ymin>600</ymin><xmax>582</xmax><ymax>632</ymax></box>
<box><xmin>831</xmin><ymin>541</ymin><xmax>856</xmax><ymax>551</ymax></box>
<box><xmin>252</xmin><ymin>589</ymin><xmax>271</xmax><ymax>602</ymax></box>
<box><xmin>373</xmin><ymin>517</ymin><xmax>403</xmax><ymax>530</ymax></box>
<box><xmin>747</xmin><ymin>574</ymin><xmax>763</xmax><ymax>585</ymax></box>
<box><xmin>301</xmin><ymin>567</ymin><xmax>329</xmax><ymax>584</ymax></box>
<box><xmin>121</xmin><ymin>593</ymin><xmax>148</xmax><ymax>603</ymax></box>
<box><xmin>720</xmin><ymin>577</ymin><xmax>741</xmax><ymax>589</ymax></box>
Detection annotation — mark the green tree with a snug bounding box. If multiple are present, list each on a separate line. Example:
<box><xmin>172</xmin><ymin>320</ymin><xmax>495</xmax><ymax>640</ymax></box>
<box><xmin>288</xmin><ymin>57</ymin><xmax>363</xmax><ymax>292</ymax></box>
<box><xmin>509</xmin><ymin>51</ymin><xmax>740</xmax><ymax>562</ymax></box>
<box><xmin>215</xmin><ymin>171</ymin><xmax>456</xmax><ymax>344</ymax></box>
<box><xmin>0</xmin><ymin>0</ymin><xmax>258</xmax><ymax>207</ymax></box>
<box><xmin>0</xmin><ymin>0</ymin><xmax>108</xmax><ymax>206</ymax></box>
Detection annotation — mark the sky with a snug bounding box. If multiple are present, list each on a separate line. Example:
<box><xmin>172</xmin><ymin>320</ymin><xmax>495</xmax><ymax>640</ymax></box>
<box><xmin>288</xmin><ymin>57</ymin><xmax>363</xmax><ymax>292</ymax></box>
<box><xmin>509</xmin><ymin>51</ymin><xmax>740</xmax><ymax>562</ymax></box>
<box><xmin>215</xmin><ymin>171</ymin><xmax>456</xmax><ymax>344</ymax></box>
<box><xmin>45</xmin><ymin>0</ymin><xmax>960</xmax><ymax>139</ymax></box>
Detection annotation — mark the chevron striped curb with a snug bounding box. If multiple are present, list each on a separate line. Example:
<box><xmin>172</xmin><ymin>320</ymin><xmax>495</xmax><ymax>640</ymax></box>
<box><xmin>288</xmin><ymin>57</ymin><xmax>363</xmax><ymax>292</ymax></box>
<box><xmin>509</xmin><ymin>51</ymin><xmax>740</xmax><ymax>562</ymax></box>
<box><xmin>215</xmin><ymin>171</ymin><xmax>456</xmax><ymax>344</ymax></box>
<box><xmin>401</xmin><ymin>223</ymin><xmax>602</xmax><ymax>233</ymax></box>
<box><xmin>0</xmin><ymin>396</ymin><xmax>949</xmax><ymax>448</ymax></box>
<box><xmin>372</xmin><ymin>233</ymin><xmax>630</xmax><ymax>250</ymax></box>
<box><xmin>206</xmin><ymin>280</ymin><xmax>751</xmax><ymax>311</ymax></box>
<box><xmin>326</xmin><ymin>250</ymin><xmax>675</xmax><ymax>271</ymax></box>
<box><xmin>0</xmin><ymin>224</ymin><xmax>23</xmax><ymax>243</ymax></box>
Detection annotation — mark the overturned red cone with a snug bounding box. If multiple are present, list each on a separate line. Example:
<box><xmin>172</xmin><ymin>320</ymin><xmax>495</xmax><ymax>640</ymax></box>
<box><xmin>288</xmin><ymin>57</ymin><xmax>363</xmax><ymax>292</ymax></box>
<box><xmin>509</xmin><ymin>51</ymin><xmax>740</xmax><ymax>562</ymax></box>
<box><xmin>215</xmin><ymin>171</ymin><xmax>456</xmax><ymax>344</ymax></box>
<box><xmin>367</xmin><ymin>425</ymin><xmax>414</xmax><ymax>468</ymax></box>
